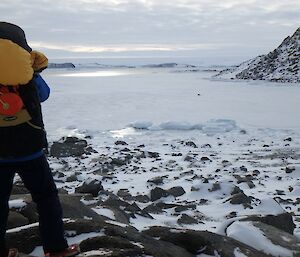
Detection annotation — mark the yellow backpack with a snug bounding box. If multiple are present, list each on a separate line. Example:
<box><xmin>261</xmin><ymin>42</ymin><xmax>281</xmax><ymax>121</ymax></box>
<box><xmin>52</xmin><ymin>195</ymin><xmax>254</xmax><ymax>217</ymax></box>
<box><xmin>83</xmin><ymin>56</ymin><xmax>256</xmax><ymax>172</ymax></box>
<box><xmin>0</xmin><ymin>39</ymin><xmax>48</xmax><ymax>127</ymax></box>
<box><xmin>0</xmin><ymin>38</ymin><xmax>34</xmax><ymax>85</ymax></box>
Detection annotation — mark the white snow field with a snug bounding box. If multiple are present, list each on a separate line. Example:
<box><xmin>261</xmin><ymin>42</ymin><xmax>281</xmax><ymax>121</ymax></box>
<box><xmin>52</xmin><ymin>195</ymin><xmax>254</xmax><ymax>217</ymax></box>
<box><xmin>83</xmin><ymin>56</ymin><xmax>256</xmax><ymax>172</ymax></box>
<box><xmin>40</xmin><ymin>60</ymin><xmax>300</xmax><ymax>254</ymax></box>
<box><xmin>43</xmin><ymin>64</ymin><xmax>300</xmax><ymax>135</ymax></box>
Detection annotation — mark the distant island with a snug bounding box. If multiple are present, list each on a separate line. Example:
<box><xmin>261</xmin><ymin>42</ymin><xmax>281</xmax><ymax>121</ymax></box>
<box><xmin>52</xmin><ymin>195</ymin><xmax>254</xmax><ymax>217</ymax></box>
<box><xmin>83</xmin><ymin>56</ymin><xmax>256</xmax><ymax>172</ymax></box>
<box><xmin>216</xmin><ymin>27</ymin><xmax>300</xmax><ymax>83</ymax></box>
<box><xmin>48</xmin><ymin>62</ymin><xmax>76</xmax><ymax>69</ymax></box>
<box><xmin>46</xmin><ymin>62</ymin><xmax>197</xmax><ymax>69</ymax></box>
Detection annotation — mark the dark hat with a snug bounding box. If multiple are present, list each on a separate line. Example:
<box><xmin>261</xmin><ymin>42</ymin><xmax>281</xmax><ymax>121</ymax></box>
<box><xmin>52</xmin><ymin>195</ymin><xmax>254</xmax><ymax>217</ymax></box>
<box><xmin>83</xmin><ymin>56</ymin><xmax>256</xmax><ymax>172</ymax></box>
<box><xmin>0</xmin><ymin>22</ymin><xmax>32</xmax><ymax>52</ymax></box>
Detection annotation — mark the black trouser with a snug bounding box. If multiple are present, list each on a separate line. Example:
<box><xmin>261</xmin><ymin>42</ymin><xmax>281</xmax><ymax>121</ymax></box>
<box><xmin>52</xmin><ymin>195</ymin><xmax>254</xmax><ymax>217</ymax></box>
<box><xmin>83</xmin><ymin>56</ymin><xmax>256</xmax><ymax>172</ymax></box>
<box><xmin>0</xmin><ymin>155</ymin><xmax>68</xmax><ymax>256</ymax></box>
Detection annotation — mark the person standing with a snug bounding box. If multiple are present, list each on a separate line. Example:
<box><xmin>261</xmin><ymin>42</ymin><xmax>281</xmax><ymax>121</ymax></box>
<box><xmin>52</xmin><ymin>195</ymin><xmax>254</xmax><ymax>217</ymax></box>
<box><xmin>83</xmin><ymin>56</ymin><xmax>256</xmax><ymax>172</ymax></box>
<box><xmin>0</xmin><ymin>22</ymin><xmax>80</xmax><ymax>257</ymax></box>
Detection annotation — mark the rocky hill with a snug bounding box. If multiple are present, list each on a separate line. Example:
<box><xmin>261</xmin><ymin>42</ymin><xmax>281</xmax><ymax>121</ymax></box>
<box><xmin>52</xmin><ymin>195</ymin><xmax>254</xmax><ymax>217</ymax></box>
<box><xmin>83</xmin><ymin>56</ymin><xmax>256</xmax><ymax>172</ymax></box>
<box><xmin>216</xmin><ymin>27</ymin><xmax>300</xmax><ymax>83</ymax></box>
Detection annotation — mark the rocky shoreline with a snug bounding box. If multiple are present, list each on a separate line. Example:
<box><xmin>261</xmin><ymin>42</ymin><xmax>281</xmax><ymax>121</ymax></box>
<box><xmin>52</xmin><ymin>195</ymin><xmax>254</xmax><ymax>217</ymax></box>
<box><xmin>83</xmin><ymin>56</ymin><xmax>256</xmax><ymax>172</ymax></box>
<box><xmin>8</xmin><ymin>134</ymin><xmax>300</xmax><ymax>256</ymax></box>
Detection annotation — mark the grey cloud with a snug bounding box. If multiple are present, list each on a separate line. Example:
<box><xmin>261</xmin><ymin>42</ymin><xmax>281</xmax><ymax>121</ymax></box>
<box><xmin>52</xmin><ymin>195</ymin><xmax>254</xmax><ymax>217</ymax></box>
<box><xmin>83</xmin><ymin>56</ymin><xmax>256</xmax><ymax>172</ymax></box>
<box><xmin>0</xmin><ymin>0</ymin><xmax>299</xmax><ymax>62</ymax></box>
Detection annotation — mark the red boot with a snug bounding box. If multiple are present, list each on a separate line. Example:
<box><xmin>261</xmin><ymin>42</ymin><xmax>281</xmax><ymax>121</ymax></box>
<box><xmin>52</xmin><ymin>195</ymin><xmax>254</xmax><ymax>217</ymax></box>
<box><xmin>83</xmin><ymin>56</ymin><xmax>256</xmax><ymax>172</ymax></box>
<box><xmin>44</xmin><ymin>244</ymin><xmax>80</xmax><ymax>257</ymax></box>
<box><xmin>7</xmin><ymin>249</ymin><xmax>18</xmax><ymax>257</ymax></box>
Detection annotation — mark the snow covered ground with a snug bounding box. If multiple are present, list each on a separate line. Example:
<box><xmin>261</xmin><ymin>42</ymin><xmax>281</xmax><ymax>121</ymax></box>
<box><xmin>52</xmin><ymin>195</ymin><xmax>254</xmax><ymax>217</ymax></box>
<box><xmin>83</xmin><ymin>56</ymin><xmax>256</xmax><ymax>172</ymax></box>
<box><xmin>39</xmin><ymin>61</ymin><xmax>300</xmax><ymax>254</ymax></box>
<box><xmin>43</xmin><ymin>63</ymin><xmax>300</xmax><ymax>134</ymax></box>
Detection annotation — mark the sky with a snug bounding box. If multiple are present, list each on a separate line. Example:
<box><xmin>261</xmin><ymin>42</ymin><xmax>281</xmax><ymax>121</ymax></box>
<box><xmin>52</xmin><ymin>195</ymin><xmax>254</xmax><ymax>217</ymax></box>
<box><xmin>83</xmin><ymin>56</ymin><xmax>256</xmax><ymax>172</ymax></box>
<box><xmin>1</xmin><ymin>0</ymin><xmax>300</xmax><ymax>64</ymax></box>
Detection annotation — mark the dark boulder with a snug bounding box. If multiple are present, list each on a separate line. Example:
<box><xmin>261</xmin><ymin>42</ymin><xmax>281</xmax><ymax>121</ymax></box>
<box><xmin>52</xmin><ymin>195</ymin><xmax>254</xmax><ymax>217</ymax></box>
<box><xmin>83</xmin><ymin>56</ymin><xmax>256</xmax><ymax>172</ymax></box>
<box><xmin>75</xmin><ymin>180</ymin><xmax>103</xmax><ymax>197</ymax></box>
<box><xmin>143</xmin><ymin>226</ymin><xmax>271</xmax><ymax>257</ymax></box>
<box><xmin>243</xmin><ymin>212</ymin><xmax>296</xmax><ymax>234</ymax></box>
<box><xmin>167</xmin><ymin>186</ymin><xmax>186</xmax><ymax>197</ymax></box>
<box><xmin>50</xmin><ymin>137</ymin><xmax>96</xmax><ymax>158</ymax></box>
<box><xmin>7</xmin><ymin>211</ymin><xmax>29</xmax><ymax>229</ymax></box>
<box><xmin>150</xmin><ymin>187</ymin><xmax>169</xmax><ymax>201</ymax></box>
<box><xmin>227</xmin><ymin>191</ymin><xmax>256</xmax><ymax>208</ymax></box>
<box><xmin>177</xmin><ymin>214</ymin><xmax>199</xmax><ymax>225</ymax></box>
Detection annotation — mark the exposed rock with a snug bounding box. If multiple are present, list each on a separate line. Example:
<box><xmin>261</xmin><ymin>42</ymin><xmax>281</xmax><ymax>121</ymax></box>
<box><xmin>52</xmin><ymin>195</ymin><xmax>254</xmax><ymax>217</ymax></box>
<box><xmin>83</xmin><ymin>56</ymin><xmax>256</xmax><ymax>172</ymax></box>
<box><xmin>201</xmin><ymin>156</ymin><xmax>211</xmax><ymax>162</ymax></box>
<box><xmin>234</xmin><ymin>174</ymin><xmax>256</xmax><ymax>189</ymax></box>
<box><xmin>7</xmin><ymin>203</ymin><xmax>297</xmax><ymax>257</ymax></box>
<box><xmin>6</xmin><ymin>219</ymin><xmax>104</xmax><ymax>254</ymax></box>
<box><xmin>222</xmin><ymin>160</ymin><xmax>232</xmax><ymax>167</ymax></box>
<box><xmin>216</xmin><ymin>27</ymin><xmax>300</xmax><ymax>83</ymax></box>
<box><xmin>124</xmin><ymin>202</ymin><xmax>141</xmax><ymax>213</ymax></box>
<box><xmin>117</xmin><ymin>189</ymin><xmax>132</xmax><ymax>199</ymax></box>
<box><xmin>66</xmin><ymin>174</ymin><xmax>78</xmax><ymax>182</ymax></box>
<box><xmin>146</xmin><ymin>151</ymin><xmax>160</xmax><ymax>158</ymax></box>
<box><xmin>191</xmin><ymin>186</ymin><xmax>200</xmax><ymax>192</ymax></box>
<box><xmin>143</xmin><ymin>204</ymin><xmax>164</xmax><ymax>214</ymax></box>
<box><xmin>172</xmin><ymin>152</ymin><xmax>182</xmax><ymax>156</ymax></box>
<box><xmin>75</xmin><ymin>180</ymin><xmax>103</xmax><ymax>197</ymax></box>
<box><xmin>174</xmin><ymin>204</ymin><xmax>197</xmax><ymax>213</ymax></box>
<box><xmin>80</xmin><ymin>236</ymin><xmax>144</xmax><ymax>256</ymax></box>
<box><xmin>147</xmin><ymin>176</ymin><xmax>167</xmax><ymax>185</ymax></box>
<box><xmin>231</xmin><ymin>186</ymin><xmax>243</xmax><ymax>195</ymax></box>
<box><xmin>243</xmin><ymin>212</ymin><xmax>296</xmax><ymax>234</ymax></box>
<box><xmin>133</xmin><ymin>194</ymin><xmax>150</xmax><ymax>203</ymax></box>
<box><xmin>180</xmin><ymin>170</ymin><xmax>194</xmax><ymax>177</ymax></box>
<box><xmin>201</xmin><ymin>144</ymin><xmax>212</xmax><ymax>148</ymax></box>
<box><xmin>11</xmin><ymin>183</ymin><xmax>29</xmax><ymax>195</ymax></box>
<box><xmin>184</xmin><ymin>155</ymin><xmax>195</xmax><ymax>162</ymax></box>
<box><xmin>143</xmin><ymin>203</ymin><xmax>180</xmax><ymax>214</ymax></box>
<box><xmin>50</xmin><ymin>137</ymin><xmax>96</xmax><ymax>158</ymax></box>
<box><xmin>7</xmin><ymin>211</ymin><xmax>28</xmax><ymax>229</ymax></box>
<box><xmin>167</xmin><ymin>186</ymin><xmax>186</xmax><ymax>197</ymax></box>
<box><xmin>10</xmin><ymin>194</ymin><xmax>104</xmax><ymax>221</ymax></box>
<box><xmin>143</xmin><ymin>226</ymin><xmax>271</xmax><ymax>257</ymax></box>
<box><xmin>103</xmin><ymin>196</ymin><xmax>129</xmax><ymax>209</ymax></box>
<box><xmin>286</xmin><ymin>166</ymin><xmax>296</xmax><ymax>174</ymax></box>
<box><xmin>109</xmin><ymin>207</ymin><xmax>132</xmax><ymax>224</ymax></box>
<box><xmin>208</xmin><ymin>183</ymin><xmax>221</xmax><ymax>192</ymax></box>
<box><xmin>6</xmin><ymin>133</ymin><xmax>300</xmax><ymax>257</ymax></box>
<box><xmin>150</xmin><ymin>187</ymin><xmax>169</xmax><ymax>201</ymax></box>
<box><xmin>114</xmin><ymin>141</ymin><xmax>128</xmax><ymax>146</ymax></box>
<box><xmin>110</xmin><ymin>157</ymin><xmax>130</xmax><ymax>166</ymax></box>
<box><xmin>185</xmin><ymin>141</ymin><xmax>198</xmax><ymax>148</ymax></box>
<box><xmin>252</xmin><ymin>222</ymin><xmax>300</xmax><ymax>256</ymax></box>
<box><xmin>60</xmin><ymin>194</ymin><xmax>105</xmax><ymax>221</ymax></box>
<box><xmin>177</xmin><ymin>214</ymin><xmax>199</xmax><ymax>225</ymax></box>
<box><xmin>20</xmin><ymin>202</ymin><xmax>39</xmax><ymax>223</ymax></box>
<box><xmin>239</xmin><ymin>165</ymin><xmax>248</xmax><ymax>172</ymax></box>
<box><xmin>227</xmin><ymin>192</ymin><xmax>256</xmax><ymax>208</ymax></box>
<box><xmin>72</xmin><ymin>219</ymin><xmax>194</xmax><ymax>257</ymax></box>
<box><xmin>227</xmin><ymin>221</ymin><xmax>300</xmax><ymax>256</ymax></box>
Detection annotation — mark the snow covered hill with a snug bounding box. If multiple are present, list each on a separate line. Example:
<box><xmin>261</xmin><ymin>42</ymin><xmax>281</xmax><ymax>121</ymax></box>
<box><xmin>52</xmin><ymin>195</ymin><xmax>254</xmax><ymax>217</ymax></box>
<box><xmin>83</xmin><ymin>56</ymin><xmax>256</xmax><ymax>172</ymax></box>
<box><xmin>216</xmin><ymin>27</ymin><xmax>300</xmax><ymax>83</ymax></box>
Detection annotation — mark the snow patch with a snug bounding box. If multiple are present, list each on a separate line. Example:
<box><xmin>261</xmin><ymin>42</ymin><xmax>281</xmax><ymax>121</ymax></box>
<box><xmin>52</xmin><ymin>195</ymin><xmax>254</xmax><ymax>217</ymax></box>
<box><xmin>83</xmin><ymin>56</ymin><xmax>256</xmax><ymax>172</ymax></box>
<box><xmin>127</xmin><ymin>119</ymin><xmax>238</xmax><ymax>135</ymax></box>
<box><xmin>9</xmin><ymin>199</ymin><xmax>27</xmax><ymax>210</ymax></box>
<box><xmin>227</xmin><ymin>221</ymin><xmax>294</xmax><ymax>257</ymax></box>
<box><xmin>92</xmin><ymin>207</ymin><xmax>116</xmax><ymax>220</ymax></box>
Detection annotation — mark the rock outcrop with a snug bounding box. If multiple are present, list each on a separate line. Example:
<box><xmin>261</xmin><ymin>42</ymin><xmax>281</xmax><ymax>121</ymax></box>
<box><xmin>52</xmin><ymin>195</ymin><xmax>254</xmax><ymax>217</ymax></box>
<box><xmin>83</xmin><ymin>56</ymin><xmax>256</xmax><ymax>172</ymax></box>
<box><xmin>8</xmin><ymin>217</ymin><xmax>297</xmax><ymax>257</ymax></box>
<box><xmin>216</xmin><ymin>27</ymin><xmax>300</xmax><ymax>83</ymax></box>
<box><xmin>6</xmin><ymin>136</ymin><xmax>300</xmax><ymax>256</ymax></box>
<box><xmin>7</xmin><ymin>192</ymin><xmax>300</xmax><ymax>256</ymax></box>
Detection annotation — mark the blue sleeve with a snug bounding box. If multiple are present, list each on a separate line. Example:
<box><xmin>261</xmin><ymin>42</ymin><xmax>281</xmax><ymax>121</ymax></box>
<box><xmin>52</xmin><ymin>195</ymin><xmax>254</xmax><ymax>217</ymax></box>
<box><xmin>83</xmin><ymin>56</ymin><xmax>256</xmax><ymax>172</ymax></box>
<box><xmin>34</xmin><ymin>74</ymin><xmax>50</xmax><ymax>102</ymax></box>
